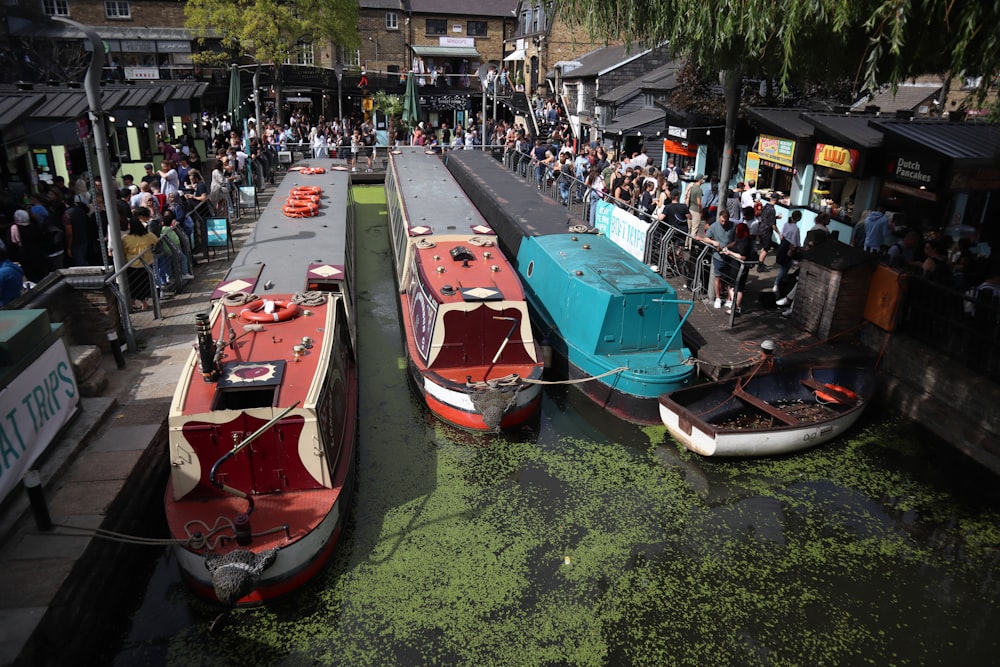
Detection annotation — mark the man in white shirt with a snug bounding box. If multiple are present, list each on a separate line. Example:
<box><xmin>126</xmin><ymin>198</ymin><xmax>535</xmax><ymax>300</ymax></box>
<box><xmin>739</xmin><ymin>180</ymin><xmax>758</xmax><ymax>221</ymax></box>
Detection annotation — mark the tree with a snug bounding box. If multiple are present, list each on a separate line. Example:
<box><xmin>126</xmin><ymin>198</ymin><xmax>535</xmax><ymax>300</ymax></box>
<box><xmin>372</xmin><ymin>91</ymin><xmax>405</xmax><ymax>147</ymax></box>
<box><xmin>185</xmin><ymin>0</ymin><xmax>358</xmax><ymax>125</ymax></box>
<box><xmin>557</xmin><ymin>0</ymin><xmax>1000</xmax><ymax>189</ymax></box>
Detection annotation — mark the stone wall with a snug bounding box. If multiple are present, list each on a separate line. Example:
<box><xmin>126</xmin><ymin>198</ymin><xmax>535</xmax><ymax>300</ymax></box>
<box><xmin>5</xmin><ymin>269</ymin><xmax>123</xmax><ymax>353</ymax></box>
<box><xmin>859</xmin><ymin>323</ymin><xmax>1000</xmax><ymax>475</ymax></box>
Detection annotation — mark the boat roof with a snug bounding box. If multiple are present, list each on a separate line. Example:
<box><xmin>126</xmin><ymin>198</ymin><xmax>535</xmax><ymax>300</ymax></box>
<box><xmin>440</xmin><ymin>149</ymin><xmax>578</xmax><ymax>241</ymax></box>
<box><xmin>413</xmin><ymin>238</ymin><xmax>525</xmax><ymax>304</ymax></box>
<box><xmin>534</xmin><ymin>234</ymin><xmax>675</xmax><ymax>295</ymax></box>
<box><xmin>225</xmin><ymin>162</ymin><xmax>352</xmax><ymax>295</ymax></box>
<box><xmin>388</xmin><ymin>148</ymin><xmax>496</xmax><ymax>238</ymax></box>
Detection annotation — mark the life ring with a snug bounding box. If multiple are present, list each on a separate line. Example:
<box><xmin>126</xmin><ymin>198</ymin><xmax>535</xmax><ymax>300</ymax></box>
<box><xmin>282</xmin><ymin>204</ymin><xmax>318</xmax><ymax>217</ymax></box>
<box><xmin>291</xmin><ymin>186</ymin><xmax>323</xmax><ymax>197</ymax></box>
<box><xmin>287</xmin><ymin>194</ymin><xmax>320</xmax><ymax>205</ymax></box>
<box><xmin>300</xmin><ymin>167</ymin><xmax>326</xmax><ymax>175</ymax></box>
<box><xmin>815</xmin><ymin>383</ymin><xmax>858</xmax><ymax>405</ymax></box>
<box><xmin>240</xmin><ymin>299</ymin><xmax>300</xmax><ymax>323</ymax></box>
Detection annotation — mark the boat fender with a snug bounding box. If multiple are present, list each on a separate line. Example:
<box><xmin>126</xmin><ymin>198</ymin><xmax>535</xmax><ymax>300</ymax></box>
<box><xmin>815</xmin><ymin>383</ymin><xmax>858</xmax><ymax>405</ymax></box>
<box><xmin>240</xmin><ymin>299</ymin><xmax>301</xmax><ymax>323</ymax></box>
<box><xmin>205</xmin><ymin>547</ymin><xmax>278</xmax><ymax>606</ymax></box>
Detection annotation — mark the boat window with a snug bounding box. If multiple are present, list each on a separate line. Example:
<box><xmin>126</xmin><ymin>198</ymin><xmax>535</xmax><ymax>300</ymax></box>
<box><xmin>526</xmin><ymin>260</ymin><xmax>534</xmax><ymax>278</ymax></box>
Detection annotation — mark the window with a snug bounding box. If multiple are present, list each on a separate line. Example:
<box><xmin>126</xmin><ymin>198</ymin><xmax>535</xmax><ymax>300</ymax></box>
<box><xmin>42</xmin><ymin>0</ymin><xmax>69</xmax><ymax>16</ymax></box>
<box><xmin>285</xmin><ymin>42</ymin><xmax>314</xmax><ymax>66</ymax></box>
<box><xmin>105</xmin><ymin>0</ymin><xmax>129</xmax><ymax>18</ymax></box>
<box><xmin>426</xmin><ymin>19</ymin><xmax>446</xmax><ymax>36</ymax></box>
<box><xmin>296</xmin><ymin>42</ymin><xmax>314</xmax><ymax>66</ymax></box>
<box><xmin>386</xmin><ymin>12</ymin><xmax>398</xmax><ymax>30</ymax></box>
<box><xmin>467</xmin><ymin>21</ymin><xmax>487</xmax><ymax>37</ymax></box>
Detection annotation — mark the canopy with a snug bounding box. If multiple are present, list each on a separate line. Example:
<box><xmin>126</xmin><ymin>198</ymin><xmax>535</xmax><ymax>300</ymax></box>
<box><xmin>411</xmin><ymin>45</ymin><xmax>481</xmax><ymax>59</ymax></box>
<box><xmin>402</xmin><ymin>73</ymin><xmax>421</xmax><ymax>127</ymax></box>
<box><xmin>227</xmin><ymin>64</ymin><xmax>245</xmax><ymax>123</ymax></box>
<box><xmin>503</xmin><ymin>49</ymin><xmax>525</xmax><ymax>62</ymax></box>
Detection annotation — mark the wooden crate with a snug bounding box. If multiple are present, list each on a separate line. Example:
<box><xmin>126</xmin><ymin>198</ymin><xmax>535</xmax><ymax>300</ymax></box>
<box><xmin>791</xmin><ymin>242</ymin><xmax>875</xmax><ymax>339</ymax></box>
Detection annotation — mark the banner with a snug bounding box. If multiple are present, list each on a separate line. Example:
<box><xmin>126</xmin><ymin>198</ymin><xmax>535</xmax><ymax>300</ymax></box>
<box><xmin>593</xmin><ymin>200</ymin><xmax>650</xmax><ymax>261</ymax></box>
<box><xmin>0</xmin><ymin>339</ymin><xmax>79</xmax><ymax>503</ymax></box>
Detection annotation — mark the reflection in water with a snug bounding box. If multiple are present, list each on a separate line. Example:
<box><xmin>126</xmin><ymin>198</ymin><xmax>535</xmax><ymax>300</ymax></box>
<box><xmin>113</xmin><ymin>186</ymin><xmax>1000</xmax><ymax>666</ymax></box>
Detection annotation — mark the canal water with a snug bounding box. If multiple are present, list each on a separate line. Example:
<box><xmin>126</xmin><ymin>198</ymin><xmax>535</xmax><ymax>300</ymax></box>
<box><xmin>112</xmin><ymin>186</ymin><xmax>1000</xmax><ymax>665</ymax></box>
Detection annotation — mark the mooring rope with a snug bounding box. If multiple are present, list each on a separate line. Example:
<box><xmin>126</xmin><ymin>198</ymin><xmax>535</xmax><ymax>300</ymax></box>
<box><xmin>520</xmin><ymin>366</ymin><xmax>629</xmax><ymax>385</ymax></box>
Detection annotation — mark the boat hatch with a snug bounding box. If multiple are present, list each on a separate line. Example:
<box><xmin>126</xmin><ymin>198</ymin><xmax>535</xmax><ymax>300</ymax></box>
<box><xmin>461</xmin><ymin>286</ymin><xmax>503</xmax><ymax>301</ymax></box>
<box><xmin>212</xmin><ymin>361</ymin><xmax>286</xmax><ymax>410</ymax></box>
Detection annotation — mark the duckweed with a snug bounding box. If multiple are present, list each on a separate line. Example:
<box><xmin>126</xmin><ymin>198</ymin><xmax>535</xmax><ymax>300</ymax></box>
<box><xmin>152</xmin><ymin>186</ymin><xmax>1000</xmax><ymax>665</ymax></box>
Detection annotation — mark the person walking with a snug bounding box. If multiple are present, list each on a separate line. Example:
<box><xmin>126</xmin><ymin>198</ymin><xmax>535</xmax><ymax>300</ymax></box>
<box><xmin>773</xmin><ymin>209</ymin><xmax>802</xmax><ymax>296</ymax></box>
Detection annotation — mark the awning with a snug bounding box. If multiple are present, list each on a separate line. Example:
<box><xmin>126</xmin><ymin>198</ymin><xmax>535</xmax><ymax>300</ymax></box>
<box><xmin>747</xmin><ymin>107</ymin><xmax>814</xmax><ymax>139</ymax></box>
<box><xmin>0</xmin><ymin>94</ymin><xmax>45</xmax><ymax>131</ymax></box>
<box><xmin>602</xmin><ymin>108</ymin><xmax>665</xmax><ymax>134</ymax></box>
<box><xmin>801</xmin><ymin>112</ymin><xmax>883</xmax><ymax>149</ymax></box>
<box><xmin>503</xmin><ymin>49</ymin><xmax>526</xmax><ymax>62</ymax></box>
<box><xmin>411</xmin><ymin>45</ymin><xmax>481</xmax><ymax>59</ymax></box>
<box><xmin>870</xmin><ymin>119</ymin><xmax>1000</xmax><ymax>168</ymax></box>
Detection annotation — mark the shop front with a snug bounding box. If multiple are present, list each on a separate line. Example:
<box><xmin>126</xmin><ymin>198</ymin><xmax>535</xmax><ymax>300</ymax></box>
<box><xmin>746</xmin><ymin>108</ymin><xmax>816</xmax><ymax>206</ymax></box>
<box><xmin>871</xmin><ymin>119</ymin><xmax>1000</xmax><ymax>248</ymax></box>
<box><xmin>800</xmin><ymin>112</ymin><xmax>885</xmax><ymax>226</ymax></box>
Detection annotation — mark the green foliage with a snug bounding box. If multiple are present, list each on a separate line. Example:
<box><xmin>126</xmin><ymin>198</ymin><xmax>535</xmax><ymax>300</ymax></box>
<box><xmin>184</xmin><ymin>0</ymin><xmax>359</xmax><ymax>68</ymax></box>
<box><xmin>371</xmin><ymin>91</ymin><xmax>404</xmax><ymax>120</ymax></box>
<box><xmin>555</xmin><ymin>0</ymin><xmax>1000</xmax><ymax>98</ymax></box>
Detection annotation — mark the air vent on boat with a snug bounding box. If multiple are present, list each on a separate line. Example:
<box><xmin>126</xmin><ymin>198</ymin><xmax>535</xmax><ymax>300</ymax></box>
<box><xmin>450</xmin><ymin>246</ymin><xmax>475</xmax><ymax>263</ymax></box>
<box><xmin>441</xmin><ymin>285</ymin><xmax>456</xmax><ymax>296</ymax></box>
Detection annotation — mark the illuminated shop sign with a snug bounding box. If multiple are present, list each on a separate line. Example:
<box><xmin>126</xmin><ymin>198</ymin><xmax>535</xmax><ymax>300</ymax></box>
<box><xmin>813</xmin><ymin>143</ymin><xmax>860</xmax><ymax>173</ymax></box>
<box><xmin>757</xmin><ymin>134</ymin><xmax>796</xmax><ymax>167</ymax></box>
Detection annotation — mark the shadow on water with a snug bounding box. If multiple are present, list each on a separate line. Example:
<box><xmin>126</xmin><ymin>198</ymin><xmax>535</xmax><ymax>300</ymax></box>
<box><xmin>111</xmin><ymin>186</ymin><xmax>1000</xmax><ymax>666</ymax></box>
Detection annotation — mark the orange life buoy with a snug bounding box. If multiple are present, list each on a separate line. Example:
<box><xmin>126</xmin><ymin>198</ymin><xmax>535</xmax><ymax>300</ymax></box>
<box><xmin>287</xmin><ymin>194</ymin><xmax>320</xmax><ymax>205</ymax></box>
<box><xmin>282</xmin><ymin>204</ymin><xmax>318</xmax><ymax>217</ymax></box>
<box><xmin>815</xmin><ymin>383</ymin><xmax>858</xmax><ymax>404</ymax></box>
<box><xmin>240</xmin><ymin>299</ymin><xmax>300</xmax><ymax>323</ymax></box>
<box><xmin>300</xmin><ymin>167</ymin><xmax>326</xmax><ymax>175</ymax></box>
<box><xmin>291</xmin><ymin>186</ymin><xmax>323</xmax><ymax>197</ymax></box>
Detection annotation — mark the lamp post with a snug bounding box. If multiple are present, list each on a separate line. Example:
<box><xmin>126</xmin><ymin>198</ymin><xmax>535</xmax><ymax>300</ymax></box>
<box><xmin>53</xmin><ymin>18</ymin><xmax>129</xmax><ymax>324</ymax></box>
<box><xmin>478</xmin><ymin>64</ymin><xmax>489</xmax><ymax>152</ymax></box>
<box><xmin>334</xmin><ymin>59</ymin><xmax>343</xmax><ymax>120</ymax></box>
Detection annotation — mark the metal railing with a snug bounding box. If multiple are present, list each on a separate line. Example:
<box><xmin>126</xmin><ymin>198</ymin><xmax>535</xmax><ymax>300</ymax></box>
<box><xmin>896</xmin><ymin>273</ymin><xmax>1000</xmax><ymax>382</ymax></box>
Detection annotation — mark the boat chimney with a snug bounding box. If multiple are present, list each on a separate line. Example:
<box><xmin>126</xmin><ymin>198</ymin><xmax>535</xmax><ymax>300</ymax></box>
<box><xmin>196</xmin><ymin>313</ymin><xmax>220</xmax><ymax>382</ymax></box>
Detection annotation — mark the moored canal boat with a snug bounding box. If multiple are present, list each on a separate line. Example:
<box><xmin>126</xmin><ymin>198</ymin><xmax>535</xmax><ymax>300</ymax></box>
<box><xmin>165</xmin><ymin>163</ymin><xmax>357</xmax><ymax>605</ymax></box>
<box><xmin>443</xmin><ymin>150</ymin><xmax>695</xmax><ymax>424</ymax></box>
<box><xmin>385</xmin><ymin>148</ymin><xmax>544</xmax><ymax>431</ymax></box>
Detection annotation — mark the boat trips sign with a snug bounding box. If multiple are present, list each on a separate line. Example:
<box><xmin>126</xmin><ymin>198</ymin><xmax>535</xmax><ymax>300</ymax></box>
<box><xmin>0</xmin><ymin>340</ymin><xmax>79</xmax><ymax>503</ymax></box>
<box><xmin>593</xmin><ymin>200</ymin><xmax>650</xmax><ymax>261</ymax></box>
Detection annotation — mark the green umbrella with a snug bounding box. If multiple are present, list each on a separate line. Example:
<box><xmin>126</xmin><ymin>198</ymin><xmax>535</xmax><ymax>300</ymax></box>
<box><xmin>402</xmin><ymin>73</ymin><xmax>421</xmax><ymax>128</ymax></box>
<box><xmin>227</xmin><ymin>64</ymin><xmax>245</xmax><ymax>123</ymax></box>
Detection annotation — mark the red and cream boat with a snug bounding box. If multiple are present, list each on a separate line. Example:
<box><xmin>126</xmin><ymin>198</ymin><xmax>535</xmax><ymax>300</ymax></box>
<box><xmin>166</xmin><ymin>165</ymin><xmax>357</xmax><ymax>605</ymax></box>
<box><xmin>385</xmin><ymin>149</ymin><xmax>544</xmax><ymax>431</ymax></box>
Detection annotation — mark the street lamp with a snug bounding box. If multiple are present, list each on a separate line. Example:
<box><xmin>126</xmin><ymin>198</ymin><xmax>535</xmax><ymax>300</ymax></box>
<box><xmin>334</xmin><ymin>59</ymin><xmax>343</xmax><ymax>120</ymax></box>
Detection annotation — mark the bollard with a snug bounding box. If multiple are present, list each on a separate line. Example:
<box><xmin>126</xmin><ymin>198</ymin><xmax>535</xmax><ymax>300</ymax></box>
<box><xmin>23</xmin><ymin>470</ymin><xmax>53</xmax><ymax>531</ymax></box>
<box><xmin>107</xmin><ymin>329</ymin><xmax>126</xmax><ymax>369</ymax></box>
